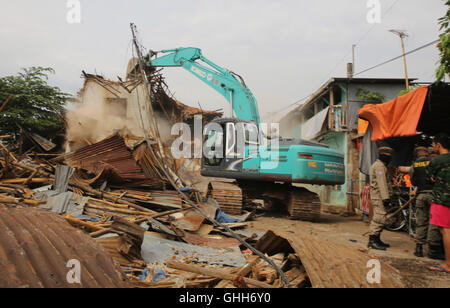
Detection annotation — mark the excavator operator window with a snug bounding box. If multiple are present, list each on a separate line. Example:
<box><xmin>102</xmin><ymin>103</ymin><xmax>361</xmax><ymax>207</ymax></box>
<box><xmin>235</xmin><ymin>122</ymin><xmax>258</xmax><ymax>159</ymax></box>
<box><xmin>244</xmin><ymin>123</ymin><xmax>259</xmax><ymax>145</ymax></box>
<box><xmin>204</xmin><ymin>128</ymin><xmax>224</xmax><ymax>166</ymax></box>
<box><xmin>225</xmin><ymin>122</ymin><xmax>236</xmax><ymax>159</ymax></box>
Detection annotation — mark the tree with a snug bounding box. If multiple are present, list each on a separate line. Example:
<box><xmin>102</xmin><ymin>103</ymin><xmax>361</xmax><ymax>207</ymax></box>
<box><xmin>437</xmin><ymin>0</ymin><xmax>450</xmax><ymax>82</ymax></box>
<box><xmin>356</xmin><ymin>87</ymin><xmax>385</xmax><ymax>103</ymax></box>
<box><xmin>0</xmin><ymin>67</ymin><xmax>69</xmax><ymax>140</ymax></box>
<box><xmin>397</xmin><ymin>85</ymin><xmax>420</xmax><ymax>97</ymax></box>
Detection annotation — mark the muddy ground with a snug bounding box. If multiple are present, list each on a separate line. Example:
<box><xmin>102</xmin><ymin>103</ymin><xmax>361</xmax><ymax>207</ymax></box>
<box><xmin>245</xmin><ymin>212</ymin><xmax>450</xmax><ymax>288</ymax></box>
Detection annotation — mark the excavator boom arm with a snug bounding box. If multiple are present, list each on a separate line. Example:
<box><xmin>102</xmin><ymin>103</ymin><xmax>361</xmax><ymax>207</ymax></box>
<box><xmin>143</xmin><ymin>47</ymin><xmax>261</xmax><ymax>124</ymax></box>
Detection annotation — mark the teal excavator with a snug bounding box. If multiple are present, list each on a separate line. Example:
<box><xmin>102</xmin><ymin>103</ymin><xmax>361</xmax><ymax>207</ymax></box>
<box><xmin>142</xmin><ymin>47</ymin><xmax>345</xmax><ymax>221</ymax></box>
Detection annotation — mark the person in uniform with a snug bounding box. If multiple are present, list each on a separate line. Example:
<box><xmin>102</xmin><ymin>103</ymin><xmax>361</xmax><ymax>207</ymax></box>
<box><xmin>400</xmin><ymin>147</ymin><xmax>444</xmax><ymax>258</ymax></box>
<box><xmin>368</xmin><ymin>146</ymin><xmax>394</xmax><ymax>250</ymax></box>
<box><xmin>427</xmin><ymin>133</ymin><xmax>450</xmax><ymax>273</ymax></box>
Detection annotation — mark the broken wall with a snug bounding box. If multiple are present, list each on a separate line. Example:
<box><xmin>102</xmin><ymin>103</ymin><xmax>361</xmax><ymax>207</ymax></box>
<box><xmin>66</xmin><ymin>77</ymin><xmax>152</xmax><ymax>151</ymax></box>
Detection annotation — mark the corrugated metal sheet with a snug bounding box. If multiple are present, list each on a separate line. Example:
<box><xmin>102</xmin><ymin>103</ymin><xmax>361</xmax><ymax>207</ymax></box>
<box><xmin>256</xmin><ymin>231</ymin><xmax>405</xmax><ymax>288</ymax></box>
<box><xmin>0</xmin><ymin>207</ymin><xmax>128</xmax><ymax>288</ymax></box>
<box><xmin>64</xmin><ymin>134</ymin><xmax>147</xmax><ymax>182</ymax></box>
<box><xmin>171</xmin><ymin>202</ymin><xmax>217</xmax><ymax>232</ymax></box>
<box><xmin>141</xmin><ymin>234</ymin><xmax>246</xmax><ymax>267</ymax></box>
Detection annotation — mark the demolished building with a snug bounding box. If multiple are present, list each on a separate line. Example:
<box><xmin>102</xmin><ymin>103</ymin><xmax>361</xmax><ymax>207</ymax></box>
<box><xmin>67</xmin><ymin>69</ymin><xmax>221</xmax><ymax>152</ymax></box>
<box><xmin>0</xmin><ymin>34</ymin><xmax>407</xmax><ymax>288</ymax></box>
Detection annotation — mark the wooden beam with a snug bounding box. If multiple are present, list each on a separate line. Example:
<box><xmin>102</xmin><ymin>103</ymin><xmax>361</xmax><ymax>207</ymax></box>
<box><xmin>65</xmin><ymin>215</ymin><xmax>104</xmax><ymax>231</ymax></box>
<box><xmin>166</xmin><ymin>261</ymin><xmax>275</xmax><ymax>288</ymax></box>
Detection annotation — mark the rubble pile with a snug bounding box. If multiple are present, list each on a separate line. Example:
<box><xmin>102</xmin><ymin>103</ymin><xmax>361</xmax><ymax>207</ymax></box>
<box><xmin>0</xmin><ymin>135</ymin><xmax>313</xmax><ymax>288</ymax></box>
<box><xmin>0</xmin><ymin>48</ymin><xmax>313</xmax><ymax>288</ymax></box>
<box><xmin>0</xmin><ymin>33</ymin><xmax>406</xmax><ymax>288</ymax></box>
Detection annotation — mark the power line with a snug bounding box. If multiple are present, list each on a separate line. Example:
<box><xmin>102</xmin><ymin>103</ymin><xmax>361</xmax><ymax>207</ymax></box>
<box><xmin>354</xmin><ymin>39</ymin><xmax>439</xmax><ymax>76</ymax></box>
<box><xmin>270</xmin><ymin>0</ymin><xmax>401</xmax><ymax>117</ymax></box>
<box><xmin>355</xmin><ymin>0</ymin><xmax>401</xmax><ymax>47</ymax></box>
<box><xmin>314</xmin><ymin>0</ymin><xmax>401</xmax><ymax>88</ymax></box>
<box><xmin>264</xmin><ymin>93</ymin><xmax>314</xmax><ymax>120</ymax></box>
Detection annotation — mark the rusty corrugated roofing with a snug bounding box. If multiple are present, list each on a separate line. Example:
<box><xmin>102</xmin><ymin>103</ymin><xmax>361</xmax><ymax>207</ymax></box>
<box><xmin>64</xmin><ymin>134</ymin><xmax>147</xmax><ymax>182</ymax></box>
<box><xmin>0</xmin><ymin>207</ymin><xmax>128</xmax><ymax>288</ymax></box>
<box><xmin>256</xmin><ymin>231</ymin><xmax>405</xmax><ymax>288</ymax></box>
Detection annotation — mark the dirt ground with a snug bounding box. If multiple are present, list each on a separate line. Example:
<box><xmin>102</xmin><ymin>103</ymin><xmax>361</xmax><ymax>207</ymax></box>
<box><xmin>246</xmin><ymin>212</ymin><xmax>450</xmax><ymax>288</ymax></box>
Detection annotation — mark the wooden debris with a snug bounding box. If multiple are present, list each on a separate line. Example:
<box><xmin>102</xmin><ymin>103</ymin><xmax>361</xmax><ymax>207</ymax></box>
<box><xmin>166</xmin><ymin>261</ymin><xmax>275</xmax><ymax>288</ymax></box>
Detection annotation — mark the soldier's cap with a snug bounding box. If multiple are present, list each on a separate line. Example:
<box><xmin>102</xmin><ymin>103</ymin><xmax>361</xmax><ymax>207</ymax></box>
<box><xmin>378</xmin><ymin>146</ymin><xmax>394</xmax><ymax>155</ymax></box>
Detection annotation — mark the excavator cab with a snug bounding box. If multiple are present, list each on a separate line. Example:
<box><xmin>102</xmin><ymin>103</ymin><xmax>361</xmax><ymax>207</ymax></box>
<box><xmin>202</xmin><ymin>118</ymin><xmax>259</xmax><ymax>179</ymax></box>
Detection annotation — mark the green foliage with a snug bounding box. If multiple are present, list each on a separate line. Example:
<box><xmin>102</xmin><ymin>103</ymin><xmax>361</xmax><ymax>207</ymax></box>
<box><xmin>356</xmin><ymin>87</ymin><xmax>385</xmax><ymax>103</ymax></box>
<box><xmin>0</xmin><ymin>67</ymin><xmax>70</xmax><ymax>138</ymax></box>
<box><xmin>437</xmin><ymin>0</ymin><xmax>450</xmax><ymax>81</ymax></box>
<box><xmin>397</xmin><ymin>85</ymin><xmax>420</xmax><ymax>97</ymax></box>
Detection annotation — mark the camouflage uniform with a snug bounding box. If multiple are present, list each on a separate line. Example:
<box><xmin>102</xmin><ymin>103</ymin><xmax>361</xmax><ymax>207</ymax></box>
<box><xmin>411</xmin><ymin>156</ymin><xmax>442</xmax><ymax>246</ymax></box>
<box><xmin>369</xmin><ymin>159</ymin><xmax>393</xmax><ymax>236</ymax></box>
<box><xmin>426</xmin><ymin>153</ymin><xmax>450</xmax><ymax>207</ymax></box>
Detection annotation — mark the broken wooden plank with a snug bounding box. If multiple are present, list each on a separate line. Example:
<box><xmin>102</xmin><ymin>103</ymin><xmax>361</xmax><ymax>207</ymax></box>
<box><xmin>111</xmin><ymin>216</ymin><xmax>146</xmax><ymax>243</ymax></box>
<box><xmin>181</xmin><ymin>231</ymin><xmax>241</xmax><ymax>249</ymax></box>
<box><xmin>0</xmin><ymin>178</ymin><xmax>52</xmax><ymax>185</ymax></box>
<box><xmin>166</xmin><ymin>261</ymin><xmax>274</xmax><ymax>288</ymax></box>
<box><xmin>65</xmin><ymin>215</ymin><xmax>104</xmax><ymax>231</ymax></box>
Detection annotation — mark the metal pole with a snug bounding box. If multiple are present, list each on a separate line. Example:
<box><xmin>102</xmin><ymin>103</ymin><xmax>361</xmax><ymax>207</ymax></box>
<box><xmin>352</xmin><ymin>44</ymin><xmax>356</xmax><ymax>73</ymax></box>
<box><xmin>400</xmin><ymin>35</ymin><xmax>409</xmax><ymax>90</ymax></box>
<box><xmin>390</xmin><ymin>30</ymin><xmax>410</xmax><ymax>90</ymax></box>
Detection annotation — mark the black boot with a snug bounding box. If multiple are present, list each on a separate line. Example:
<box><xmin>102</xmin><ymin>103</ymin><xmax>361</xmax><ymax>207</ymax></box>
<box><xmin>368</xmin><ymin>235</ymin><xmax>387</xmax><ymax>250</ymax></box>
<box><xmin>428</xmin><ymin>245</ymin><xmax>445</xmax><ymax>260</ymax></box>
<box><xmin>414</xmin><ymin>244</ymin><xmax>424</xmax><ymax>257</ymax></box>
<box><xmin>377</xmin><ymin>235</ymin><xmax>390</xmax><ymax>248</ymax></box>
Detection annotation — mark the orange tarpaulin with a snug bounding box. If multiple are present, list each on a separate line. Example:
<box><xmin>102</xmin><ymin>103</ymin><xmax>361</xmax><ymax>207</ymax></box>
<box><xmin>358</xmin><ymin>119</ymin><xmax>369</xmax><ymax>135</ymax></box>
<box><xmin>358</xmin><ymin>86</ymin><xmax>429</xmax><ymax>141</ymax></box>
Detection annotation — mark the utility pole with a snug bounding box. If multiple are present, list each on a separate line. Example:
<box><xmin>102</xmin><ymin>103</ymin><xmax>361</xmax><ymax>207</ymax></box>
<box><xmin>389</xmin><ymin>30</ymin><xmax>410</xmax><ymax>90</ymax></box>
<box><xmin>347</xmin><ymin>44</ymin><xmax>356</xmax><ymax>78</ymax></box>
<box><xmin>352</xmin><ymin>44</ymin><xmax>356</xmax><ymax>73</ymax></box>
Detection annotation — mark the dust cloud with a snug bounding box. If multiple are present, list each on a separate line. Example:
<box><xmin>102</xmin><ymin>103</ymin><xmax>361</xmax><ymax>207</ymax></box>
<box><xmin>65</xmin><ymin>87</ymin><xmax>143</xmax><ymax>152</ymax></box>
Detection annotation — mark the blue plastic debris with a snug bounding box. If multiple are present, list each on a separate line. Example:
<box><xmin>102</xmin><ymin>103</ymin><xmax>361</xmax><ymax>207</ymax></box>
<box><xmin>179</xmin><ymin>187</ymin><xmax>193</xmax><ymax>192</ymax></box>
<box><xmin>215</xmin><ymin>207</ymin><xmax>240</xmax><ymax>223</ymax></box>
<box><xmin>139</xmin><ymin>268</ymin><xmax>166</xmax><ymax>282</ymax></box>
<box><xmin>151</xmin><ymin>269</ymin><xmax>166</xmax><ymax>282</ymax></box>
<box><xmin>208</xmin><ymin>197</ymin><xmax>240</xmax><ymax>223</ymax></box>
<box><xmin>139</xmin><ymin>268</ymin><xmax>150</xmax><ymax>281</ymax></box>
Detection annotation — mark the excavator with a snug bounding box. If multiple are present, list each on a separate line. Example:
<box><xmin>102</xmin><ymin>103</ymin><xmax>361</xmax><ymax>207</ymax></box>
<box><xmin>141</xmin><ymin>47</ymin><xmax>345</xmax><ymax>221</ymax></box>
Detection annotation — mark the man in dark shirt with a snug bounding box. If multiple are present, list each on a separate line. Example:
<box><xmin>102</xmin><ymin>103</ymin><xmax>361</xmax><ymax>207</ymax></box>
<box><xmin>427</xmin><ymin>133</ymin><xmax>450</xmax><ymax>273</ymax></box>
<box><xmin>401</xmin><ymin>147</ymin><xmax>443</xmax><ymax>258</ymax></box>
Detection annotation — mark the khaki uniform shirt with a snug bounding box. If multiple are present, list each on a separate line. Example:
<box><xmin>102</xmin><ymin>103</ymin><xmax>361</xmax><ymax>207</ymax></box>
<box><xmin>370</xmin><ymin>159</ymin><xmax>392</xmax><ymax>201</ymax></box>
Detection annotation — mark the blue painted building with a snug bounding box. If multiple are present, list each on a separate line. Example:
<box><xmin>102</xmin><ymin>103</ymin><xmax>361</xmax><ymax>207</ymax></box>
<box><xmin>279</xmin><ymin>77</ymin><xmax>411</xmax><ymax>212</ymax></box>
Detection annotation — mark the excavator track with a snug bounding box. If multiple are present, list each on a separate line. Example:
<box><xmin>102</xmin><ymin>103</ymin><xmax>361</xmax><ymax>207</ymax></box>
<box><xmin>207</xmin><ymin>181</ymin><xmax>243</xmax><ymax>215</ymax></box>
<box><xmin>287</xmin><ymin>187</ymin><xmax>321</xmax><ymax>221</ymax></box>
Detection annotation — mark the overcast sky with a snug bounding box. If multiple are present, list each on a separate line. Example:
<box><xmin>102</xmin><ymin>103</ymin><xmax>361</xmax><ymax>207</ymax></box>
<box><xmin>0</xmin><ymin>0</ymin><xmax>447</xmax><ymax>121</ymax></box>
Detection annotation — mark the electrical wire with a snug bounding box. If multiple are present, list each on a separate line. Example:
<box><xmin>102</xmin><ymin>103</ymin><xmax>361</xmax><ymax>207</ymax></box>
<box><xmin>354</xmin><ymin>39</ymin><xmax>439</xmax><ymax>76</ymax></box>
<box><xmin>270</xmin><ymin>0</ymin><xmax>402</xmax><ymax>117</ymax></box>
